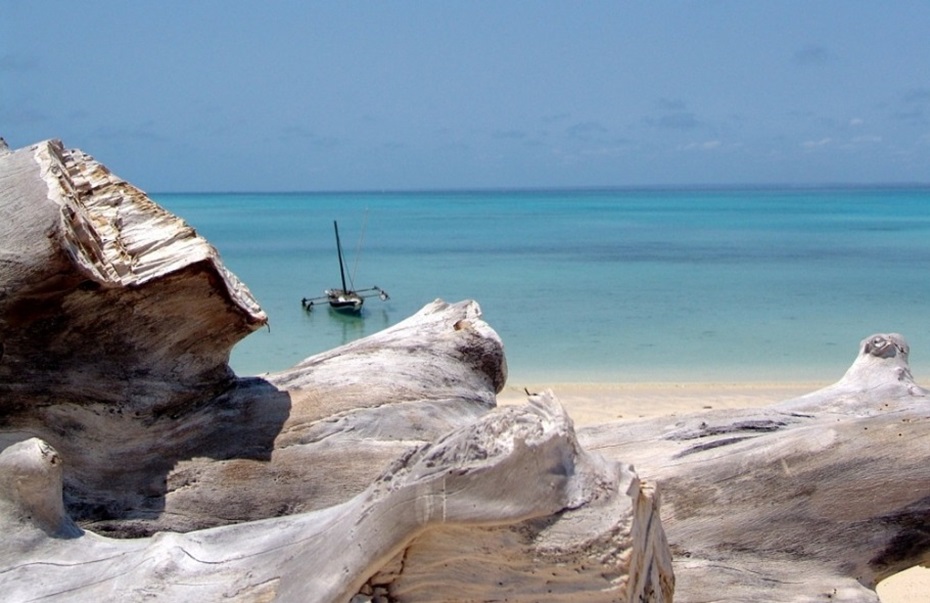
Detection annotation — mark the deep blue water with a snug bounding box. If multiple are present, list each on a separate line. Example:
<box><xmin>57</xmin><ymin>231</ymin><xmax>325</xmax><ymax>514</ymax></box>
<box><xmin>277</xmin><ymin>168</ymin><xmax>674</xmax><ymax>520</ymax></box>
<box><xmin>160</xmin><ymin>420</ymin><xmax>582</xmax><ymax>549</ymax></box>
<box><xmin>154</xmin><ymin>188</ymin><xmax>930</xmax><ymax>385</ymax></box>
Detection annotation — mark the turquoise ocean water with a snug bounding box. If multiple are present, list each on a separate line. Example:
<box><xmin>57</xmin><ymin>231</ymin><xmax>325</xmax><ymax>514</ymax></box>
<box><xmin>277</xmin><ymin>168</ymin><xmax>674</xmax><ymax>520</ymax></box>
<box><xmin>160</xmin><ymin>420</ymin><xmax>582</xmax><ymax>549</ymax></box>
<box><xmin>154</xmin><ymin>188</ymin><xmax>930</xmax><ymax>385</ymax></box>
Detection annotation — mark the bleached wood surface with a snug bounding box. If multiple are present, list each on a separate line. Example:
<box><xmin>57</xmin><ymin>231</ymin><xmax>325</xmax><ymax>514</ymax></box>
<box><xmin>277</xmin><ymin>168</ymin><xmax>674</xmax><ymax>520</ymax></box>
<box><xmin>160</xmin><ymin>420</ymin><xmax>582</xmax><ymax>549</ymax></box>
<box><xmin>581</xmin><ymin>333</ymin><xmax>930</xmax><ymax>601</ymax></box>
<box><xmin>0</xmin><ymin>139</ymin><xmax>672</xmax><ymax>602</ymax></box>
<box><xmin>1</xmin><ymin>395</ymin><xmax>672</xmax><ymax>602</ymax></box>
<box><xmin>3</xmin><ymin>138</ymin><xmax>928</xmax><ymax>602</ymax></box>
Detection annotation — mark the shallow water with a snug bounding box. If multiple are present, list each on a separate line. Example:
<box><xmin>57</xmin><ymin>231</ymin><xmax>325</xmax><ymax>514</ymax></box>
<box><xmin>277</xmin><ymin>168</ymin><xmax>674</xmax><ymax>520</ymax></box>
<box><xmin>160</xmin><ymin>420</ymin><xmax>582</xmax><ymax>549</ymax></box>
<box><xmin>154</xmin><ymin>187</ymin><xmax>930</xmax><ymax>385</ymax></box>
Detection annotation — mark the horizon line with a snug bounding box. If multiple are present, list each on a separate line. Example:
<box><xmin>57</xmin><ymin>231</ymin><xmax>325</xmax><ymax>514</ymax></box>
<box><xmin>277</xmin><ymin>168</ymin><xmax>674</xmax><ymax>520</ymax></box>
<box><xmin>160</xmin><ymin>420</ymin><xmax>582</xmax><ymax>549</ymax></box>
<box><xmin>149</xmin><ymin>182</ymin><xmax>930</xmax><ymax>196</ymax></box>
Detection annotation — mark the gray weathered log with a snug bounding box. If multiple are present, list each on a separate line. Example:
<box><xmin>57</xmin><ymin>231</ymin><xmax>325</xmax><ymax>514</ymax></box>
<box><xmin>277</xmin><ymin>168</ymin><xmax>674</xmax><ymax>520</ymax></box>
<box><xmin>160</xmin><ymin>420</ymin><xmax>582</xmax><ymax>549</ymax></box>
<box><xmin>0</xmin><ymin>139</ymin><xmax>672</xmax><ymax>602</ymax></box>
<box><xmin>0</xmin><ymin>396</ymin><xmax>672</xmax><ymax>602</ymax></box>
<box><xmin>581</xmin><ymin>332</ymin><xmax>930</xmax><ymax>601</ymax></box>
<box><xmin>0</xmin><ymin>139</ymin><xmax>507</xmax><ymax>536</ymax></box>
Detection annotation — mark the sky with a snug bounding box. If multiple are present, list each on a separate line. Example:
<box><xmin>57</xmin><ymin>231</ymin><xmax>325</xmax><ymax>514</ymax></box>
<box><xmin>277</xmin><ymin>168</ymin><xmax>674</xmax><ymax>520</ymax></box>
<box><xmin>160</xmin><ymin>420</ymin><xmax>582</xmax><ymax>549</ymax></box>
<box><xmin>3</xmin><ymin>1</ymin><xmax>929</xmax><ymax>192</ymax></box>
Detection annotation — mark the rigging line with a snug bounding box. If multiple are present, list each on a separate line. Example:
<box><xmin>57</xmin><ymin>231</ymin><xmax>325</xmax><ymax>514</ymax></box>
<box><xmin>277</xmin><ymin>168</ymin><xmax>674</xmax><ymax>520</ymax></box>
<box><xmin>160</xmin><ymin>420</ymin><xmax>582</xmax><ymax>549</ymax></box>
<box><xmin>351</xmin><ymin>208</ymin><xmax>369</xmax><ymax>289</ymax></box>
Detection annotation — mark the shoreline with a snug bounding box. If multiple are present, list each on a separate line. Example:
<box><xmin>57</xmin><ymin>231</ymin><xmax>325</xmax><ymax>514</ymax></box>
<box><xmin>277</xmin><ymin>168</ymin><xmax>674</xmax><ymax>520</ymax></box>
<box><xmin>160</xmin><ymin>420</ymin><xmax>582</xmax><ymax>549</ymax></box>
<box><xmin>497</xmin><ymin>380</ymin><xmax>832</xmax><ymax>425</ymax></box>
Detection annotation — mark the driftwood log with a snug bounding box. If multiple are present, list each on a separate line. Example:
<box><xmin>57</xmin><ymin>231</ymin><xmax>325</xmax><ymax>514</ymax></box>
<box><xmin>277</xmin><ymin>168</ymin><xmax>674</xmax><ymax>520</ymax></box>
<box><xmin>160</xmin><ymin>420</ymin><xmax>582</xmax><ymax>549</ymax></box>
<box><xmin>581</xmin><ymin>333</ymin><xmax>930</xmax><ymax>601</ymax></box>
<box><xmin>2</xmin><ymin>138</ymin><xmax>928</xmax><ymax>602</ymax></box>
<box><xmin>0</xmin><ymin>139</ymin><xmax>672</xmax><ymax>602</ymax></box>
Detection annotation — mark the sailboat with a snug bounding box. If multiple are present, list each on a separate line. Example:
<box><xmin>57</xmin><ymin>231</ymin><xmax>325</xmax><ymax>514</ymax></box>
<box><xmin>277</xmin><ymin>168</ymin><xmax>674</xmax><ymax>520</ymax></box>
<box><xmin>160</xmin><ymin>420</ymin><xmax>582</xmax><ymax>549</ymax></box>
<box><xmin>301</xmin><ymin>220</ymin><xmax>389</xmax><ymax>315</ymax></box>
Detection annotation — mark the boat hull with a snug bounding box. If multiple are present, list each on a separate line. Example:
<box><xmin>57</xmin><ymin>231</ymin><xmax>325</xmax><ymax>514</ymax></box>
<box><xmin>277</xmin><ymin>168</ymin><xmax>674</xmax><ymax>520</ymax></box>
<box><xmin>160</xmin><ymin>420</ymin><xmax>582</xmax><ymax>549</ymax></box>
<box><xmin>327</xmin><ymin>290</ymin><xmax>364</xmax><ymax>314</ymax></box>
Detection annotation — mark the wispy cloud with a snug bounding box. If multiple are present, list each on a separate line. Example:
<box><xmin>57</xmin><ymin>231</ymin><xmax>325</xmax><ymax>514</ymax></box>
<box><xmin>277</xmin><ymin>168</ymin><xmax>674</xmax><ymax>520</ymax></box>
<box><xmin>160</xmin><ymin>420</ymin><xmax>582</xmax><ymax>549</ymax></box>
<box><xmin>892</xmin><ymin>88</ymin><xmax>930</xmax><ymax>124</ymax></box>
<box><xmin>0</xmin><ymin>54</ymin><xmax>38</xmax><ymax>73</ymax></box>
<box><xmin>793</xmin><ymin>44</ymin><xmax>832</xmax><ymax>66</ymax></box>
<box><xmin>903</xmin><ymin>88</ymin><xmax>930</xmax><ymax>104</ymax></box>
<box><xmin>93</xmin><ymin>122</ymin><xmax>167</xmax><ymax>143</ymax></box>
<box><xmin>656</xmin><ymin>98</ymin><xmax>687</xmax><ymax>112</ymax></box>
<box><xmin>678</xmin><ymin>140</ymin><xmax>723</xmax><ymax>151</ymax></box>
<box><xmin>492</xmin><ymin>129</ymin><xmax>527</xmax><ymax>140</ymax></box>
<box><xmin>836</xmin><ymin>134</ymin><xmax>884</xmax><ymax>152</ymax></box>
<box><xmin>647</xmin><ymin>112</ymin><xmax>699</xmax><ymax>130</ymax></box>
<box><xmin>3</xmin><ymin>106</ymin><xmax>49</xmax><ymax>125</ymax></box>
<box><xmin>379</xmin><ymin>140</ymin><xmax>406</xmax><ymax>150</ymax></box>
<box><xmin>577</xmin><ymin>145</ymin><xmax>629</xmax><ymax>158</ymax></box>
<box><xmin>566</xmin><ymin>121</ymin><xmax>609</xmax><ymax>141</ymax></box>
<box><xmin>540</xmin><ymin>113</ymin><xmax>570</xmax><ymax>125</ymax></box>
<box><xmin>278</xmin><ymin>126</ymin><xmax>339</xmax><ymax>148</ymax></box>
<box><xmin>801</xmin><ymin>137</ymin><xmax>832</xmax><ymax>150</ymax></box>
<box><xmin>646</xmin><ymin>99</ymin><xmax>701</xmax><ymax>130</ymax></box>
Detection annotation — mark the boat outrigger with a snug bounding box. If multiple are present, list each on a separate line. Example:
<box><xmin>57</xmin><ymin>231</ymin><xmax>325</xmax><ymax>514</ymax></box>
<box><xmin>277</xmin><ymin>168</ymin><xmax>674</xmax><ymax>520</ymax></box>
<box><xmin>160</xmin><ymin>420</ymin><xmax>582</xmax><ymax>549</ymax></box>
<box><xmin>301</xmin><ymin>220</ymin><xmax>389</xmax><ymax>315</ymax></box>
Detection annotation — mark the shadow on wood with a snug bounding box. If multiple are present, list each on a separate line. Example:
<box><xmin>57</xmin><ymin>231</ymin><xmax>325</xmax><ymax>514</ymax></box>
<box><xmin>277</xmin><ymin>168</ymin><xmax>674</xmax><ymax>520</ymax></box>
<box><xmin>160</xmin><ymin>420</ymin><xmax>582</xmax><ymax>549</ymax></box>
<box><xmin>0</xmin><ymin>139</ymin><xmax>672</xmax><ymax>602</ymax></box>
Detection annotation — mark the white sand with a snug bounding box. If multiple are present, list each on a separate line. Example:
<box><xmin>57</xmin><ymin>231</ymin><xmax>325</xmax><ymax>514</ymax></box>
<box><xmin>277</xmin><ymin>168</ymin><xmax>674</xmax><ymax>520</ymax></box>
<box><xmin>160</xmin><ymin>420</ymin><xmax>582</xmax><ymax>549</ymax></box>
<box><xmin>497</xmin><ymin>381</ymin><xmax>930</xmax><ymax>603</ymax></box>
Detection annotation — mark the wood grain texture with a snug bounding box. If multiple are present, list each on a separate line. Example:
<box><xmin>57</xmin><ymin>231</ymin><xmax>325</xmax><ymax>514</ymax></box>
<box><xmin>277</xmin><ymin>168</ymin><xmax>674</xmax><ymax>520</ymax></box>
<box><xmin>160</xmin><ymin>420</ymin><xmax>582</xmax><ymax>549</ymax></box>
<box><xmin>0</xmin><ymin>139</ymin><xmax>671</xmax><ymax>602</ymax></box>
<box><xmin>581</xmin><ymin>333</ymin><xmax>930</xmax><ymax>601</ymax></box>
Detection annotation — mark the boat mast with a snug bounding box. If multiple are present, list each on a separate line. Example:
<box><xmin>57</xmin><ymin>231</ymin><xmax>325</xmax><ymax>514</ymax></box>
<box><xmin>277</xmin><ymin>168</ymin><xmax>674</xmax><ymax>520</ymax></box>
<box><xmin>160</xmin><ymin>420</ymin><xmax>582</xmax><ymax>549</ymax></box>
<box><xmin>334</xmin><ymin>220</ymin><xmax>349</xmax><ymax>293</ymax></box>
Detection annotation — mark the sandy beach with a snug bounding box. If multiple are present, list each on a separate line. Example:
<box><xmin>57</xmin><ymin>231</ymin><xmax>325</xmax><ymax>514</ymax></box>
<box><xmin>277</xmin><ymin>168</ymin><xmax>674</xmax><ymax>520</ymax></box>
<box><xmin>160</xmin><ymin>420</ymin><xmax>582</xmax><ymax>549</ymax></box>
<box><xmin>498</xmin><ymin>381</ymin><xmax>930</xmax><ymax>603</ymax></box>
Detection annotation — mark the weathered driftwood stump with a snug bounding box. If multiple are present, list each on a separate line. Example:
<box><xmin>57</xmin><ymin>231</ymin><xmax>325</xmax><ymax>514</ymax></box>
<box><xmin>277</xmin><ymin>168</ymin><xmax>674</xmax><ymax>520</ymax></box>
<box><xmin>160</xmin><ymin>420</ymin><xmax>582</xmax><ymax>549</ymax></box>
<box><xmin>0</xmin><ymin>139</ymin><xmax>672</xmax><ymax>602</ymax></box>
<box><xmin>581</xmin><ymin>333</ymin><xmax>930</xmax><ymax>602</ymax></box>
<box><xmin>1</xmin><ymin>395</ymin><xmax>670</xmax><ymax>602</ymax></box>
